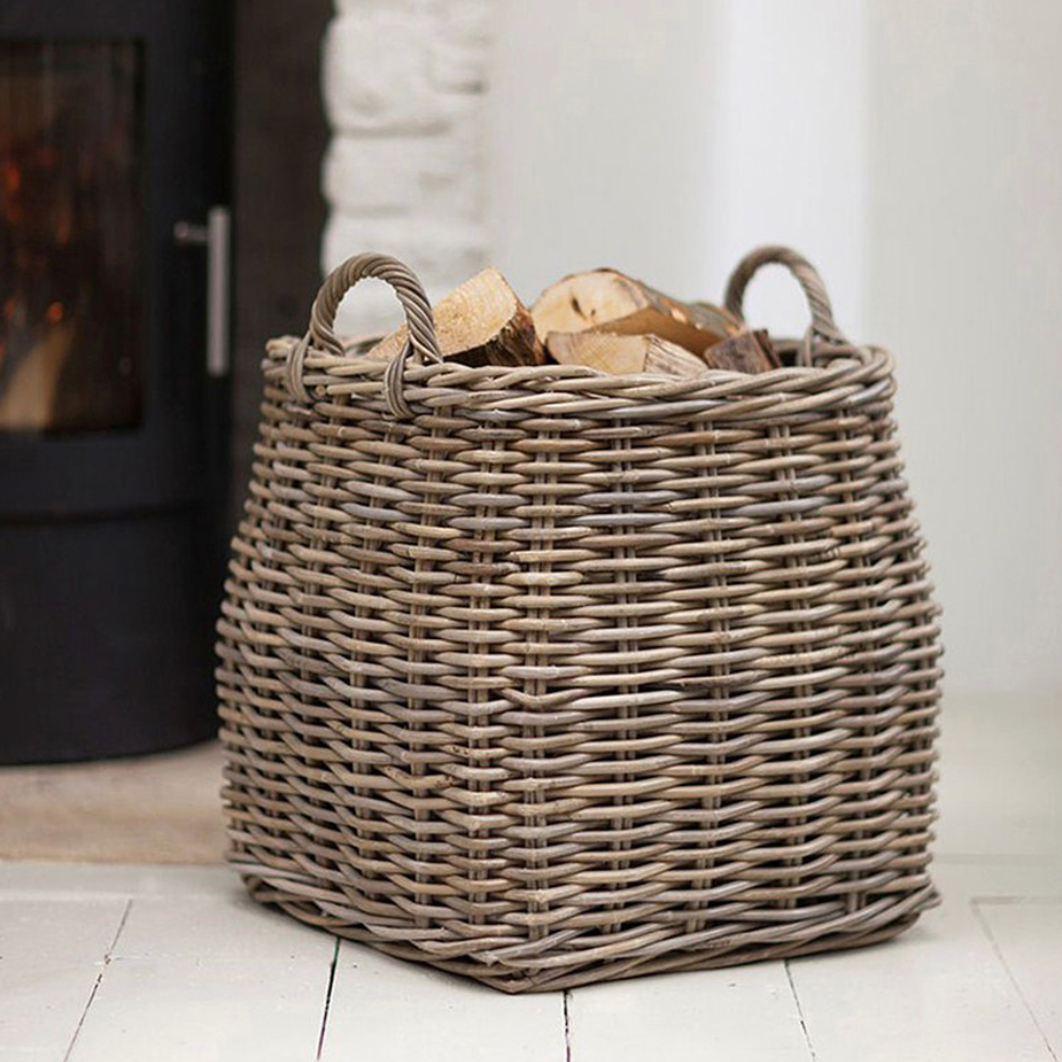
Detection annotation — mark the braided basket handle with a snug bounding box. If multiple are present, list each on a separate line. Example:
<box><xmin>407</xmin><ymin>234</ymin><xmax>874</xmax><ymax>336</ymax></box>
<box><xmin>724</xmin><ymin>245</ymin><xmax>848</xmax><ymax>349</ymax></box>
<box><xmin>286</xmin><ymin>253</ymin><xmax>442</xmax><ymax>416</ymax></box>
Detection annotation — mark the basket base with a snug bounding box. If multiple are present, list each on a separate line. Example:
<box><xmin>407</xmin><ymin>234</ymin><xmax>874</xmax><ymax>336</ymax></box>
<box><xmin>238</xmin><ymin>871</ymin><xmax>939</xmax><ymax>994</ymax></box>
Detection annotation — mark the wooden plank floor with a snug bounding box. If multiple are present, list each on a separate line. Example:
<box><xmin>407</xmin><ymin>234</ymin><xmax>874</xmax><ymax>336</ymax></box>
<box><xmin>0</xmin><ymin>857</ymin><xmax>1059</xmax><ymax>1061</ymax></box>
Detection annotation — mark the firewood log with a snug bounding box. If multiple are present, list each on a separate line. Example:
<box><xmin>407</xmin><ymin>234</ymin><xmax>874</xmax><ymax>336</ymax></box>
<box><xmin>366</xmin><ymin>268</ymin><xmax>544</xmax><ymax>367</ymax></box>
<box><xmin>546</xmin><ymin>331</ymin><xmax>709</xmax><ymax>377</ymax></box>
<box><xmin>531</xmin><ymin>269</ymin><xmax>742</xmax><ymax>356</ymax></box>
<box><xmin>702</xmin><ymin>328</ymin><xmax>780</xmax><ymax>373</ymax></box>
<box><xmin>0</xmin><ymin>322</ymin><xmax>75</xmax><ymax>430</ymax></box>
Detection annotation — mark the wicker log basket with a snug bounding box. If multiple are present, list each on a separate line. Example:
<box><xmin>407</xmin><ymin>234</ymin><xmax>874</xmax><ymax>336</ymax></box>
<box><xmin>217</xmin><ymin>245</ymin><xmax>943</xmax><ymax>993</ymax></box>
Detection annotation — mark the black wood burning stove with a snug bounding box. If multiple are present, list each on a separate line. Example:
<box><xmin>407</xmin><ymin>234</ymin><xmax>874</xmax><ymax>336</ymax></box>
<box><xmin>0</xmin><ymin>1</ymin><xmax>232</xmax><ymax>762</ymax></box>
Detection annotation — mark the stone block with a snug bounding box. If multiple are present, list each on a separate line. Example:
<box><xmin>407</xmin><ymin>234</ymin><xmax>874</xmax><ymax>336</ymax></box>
<box><xmin>325</xmin><ymin>111</ymin><xmax>482</xmax><ymax>221</ymax></box>
<box><xmin>323</xmin><ymin>9</ymin><xmax>449</xmax><ymax>134</ymax></box>
<box><xmin>429</xmin><ymin>0</ymin><xmax>494</xmax><ymax>92</ymax></box>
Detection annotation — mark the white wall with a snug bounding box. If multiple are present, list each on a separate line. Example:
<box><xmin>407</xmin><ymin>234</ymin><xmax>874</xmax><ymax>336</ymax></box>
<box><xmin>701</xmin><ymin>0</ymin><xmax>868</xmax><ymax>338</ymax></box>
<box><xmin>865</xmin><ymin>0</ymin><xmax>1062</xmax><ymax>701</ymax></box>
<box><xmin>488</xmin><ymin>0</ymin><xmax>867</xmax><ymax>334</ymax></box>
<box><xmin>487</xmin><ymin>0</ymin><xmax>1062</xmax><ymax>701</ymax></box>
<box><xmin>487</xmin><ymin>0</ymin><xmax>717</xmax><ymax>304</ymax></box>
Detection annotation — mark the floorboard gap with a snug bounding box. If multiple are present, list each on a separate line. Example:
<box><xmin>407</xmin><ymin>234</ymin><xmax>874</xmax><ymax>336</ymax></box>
<box><xmin>784</xmin><ymin>960</ymin><xmax>818</xmax><ymax>1062</ymax></box>
<box><xmin>972</xmin><ymin>901</ymin><xmax>1059</xmax><ymax>1062</ymax></box>
<box><xmin>563</xmin><ymin>989</ymin><xmax>572</xmax><ymax>1062</ymax></box>
<box><xmin>63</xmin><ymin>898</ymin><xmax>133</xmax><ymax>1062</ymax></box>
<box><xmin>316</xmin><ymin>937</ymin><xmax>341</xmax><ymax>1060</ymax></box>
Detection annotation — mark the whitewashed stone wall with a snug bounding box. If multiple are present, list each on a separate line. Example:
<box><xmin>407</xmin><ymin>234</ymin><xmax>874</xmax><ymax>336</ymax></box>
<box><xmin>321</xmin><ymin>0</ymin><xmax>494</xmax><ymax>335</ymax></box>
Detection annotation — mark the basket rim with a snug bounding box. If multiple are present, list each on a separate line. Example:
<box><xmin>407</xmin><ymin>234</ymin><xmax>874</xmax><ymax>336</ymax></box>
<box><xmin>263</xmin><ymin>334</ymin><xmax>896</xmax><ymax>412</ymax></box>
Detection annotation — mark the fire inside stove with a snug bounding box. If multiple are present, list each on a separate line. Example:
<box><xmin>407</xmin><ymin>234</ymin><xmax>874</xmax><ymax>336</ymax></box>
<box><xmin>0</xmin><ymin>39</ymin><xmax>143</xmax><ymax>433</ymax></box>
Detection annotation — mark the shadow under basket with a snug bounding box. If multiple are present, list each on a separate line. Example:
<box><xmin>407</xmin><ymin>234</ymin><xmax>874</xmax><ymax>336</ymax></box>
<box><xmin>216</xmin><ymin>245</ymin><xmax>943</xmax><ymax>993</ymax></box>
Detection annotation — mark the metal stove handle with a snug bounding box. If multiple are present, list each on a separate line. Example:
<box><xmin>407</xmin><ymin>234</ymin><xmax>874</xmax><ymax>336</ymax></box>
<box><xmin>174</xmin><ymin>205</ymin><xmax>231</xmax><ymax>378</ymax></box>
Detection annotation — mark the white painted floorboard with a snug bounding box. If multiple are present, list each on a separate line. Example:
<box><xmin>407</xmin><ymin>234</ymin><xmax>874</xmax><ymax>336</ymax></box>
<box><xmin>977</xmin><ymin>900</ymin><xmax>1062</xmax><ymax>1056</ymax></box>
<box><xmin>786</xmin><ymin>884</ymin><xmax>1057</xmax><ymax>1062</ymax></box>
<box><xmin>319</xmin><ymin>941</ymin><xmax>567</xmax><ymax>1062</ymax></box>
<box><xmin>0</xmin><ymin>862</ymin><xmax>229</xmax><ymax>900</ymax></box>
<box><xmin>67</xmin><ymin>956</ymin><xmax>333</xmax><ymax>1062</ymax></box>
<box><xmin>0</xmin><ymin>897</ymin><xmax>127</xmax><ymax>1062</ymax></box>
<box><xmin>566</xmin><ymin>960</ymin><xmax>812</xmax><ymax>1062</ymax></box>
<box><xmin>64</xmin><ymin>892</ymin><xmax>334</xmax><ymax>1062</ymax></box>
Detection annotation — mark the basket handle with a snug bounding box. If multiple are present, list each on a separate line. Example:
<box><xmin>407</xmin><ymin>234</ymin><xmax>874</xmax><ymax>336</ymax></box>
<box><xmin>286</xmin><ymin>252</ymin><xmax>442</xmax><ymax>416</ymax></box>
<box><xmin>724</xmin><ymin>245</ymin><xmax>849</xmax><ymax>347</ymax></box>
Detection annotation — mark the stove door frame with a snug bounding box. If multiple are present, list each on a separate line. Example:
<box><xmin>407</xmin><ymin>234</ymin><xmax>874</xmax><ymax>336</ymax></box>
<box><xmin>0</xmin><ymin>0</ymin><xmax>232</xmax><ymax>763</ymax></box>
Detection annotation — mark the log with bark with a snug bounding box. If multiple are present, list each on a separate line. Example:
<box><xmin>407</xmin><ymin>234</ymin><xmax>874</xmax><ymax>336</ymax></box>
<box><xmin>702</xmin><ymin>328</ymin><xmax>779</xmax><ymax>372</ymax></box>
<box><xmin>532</xmin><ymin>269</ymin><xmax>778</xmax><ymax>374</ymax></box>
<box><xmin>367</xmin><ymin>268</ymin><xmax>544</xmax><ymax>368</ymax></box>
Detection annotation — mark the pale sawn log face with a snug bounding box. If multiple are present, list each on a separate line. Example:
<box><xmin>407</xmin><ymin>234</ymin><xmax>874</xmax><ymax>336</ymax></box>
<box><xmin>531</xmin><ymin>269</ymin><xmax>743</xmax><ymax>355</ymax></box>
<box><xmin>546</xmin><ymin>331</ymin><xmax>710</xmax><ymax>377</ymax></box>
<box><xmin>367</xmin><ymin>267</ymin><xmax>544</xmax><ymax>368</ymax></box>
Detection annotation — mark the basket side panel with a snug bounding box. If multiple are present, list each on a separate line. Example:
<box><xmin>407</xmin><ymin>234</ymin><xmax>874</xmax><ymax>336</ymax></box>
<box><xmin>216</xmin><ymin>352</ymin><xmax>943</xmax><ymax>991</ymax></box>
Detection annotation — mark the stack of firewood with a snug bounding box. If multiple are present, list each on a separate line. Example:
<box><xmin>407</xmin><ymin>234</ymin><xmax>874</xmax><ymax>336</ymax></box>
<box><xmin>365</xmin><ymin>267</ymin><xmax>781</xmax><ymax>377</ymax></box>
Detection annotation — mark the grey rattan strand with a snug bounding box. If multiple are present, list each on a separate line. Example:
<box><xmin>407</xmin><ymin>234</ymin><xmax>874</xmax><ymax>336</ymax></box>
<box><xmin>216</xmin><ymin>246</ymin><xmax>943</xmax><ymax>993</ymax></box>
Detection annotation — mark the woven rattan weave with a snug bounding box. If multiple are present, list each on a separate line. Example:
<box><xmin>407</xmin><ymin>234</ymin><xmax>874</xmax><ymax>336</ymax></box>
<box><xmin>217</xmin><ymin>245</ymin><xmax>943</xmax><ymax>992</ymax></box>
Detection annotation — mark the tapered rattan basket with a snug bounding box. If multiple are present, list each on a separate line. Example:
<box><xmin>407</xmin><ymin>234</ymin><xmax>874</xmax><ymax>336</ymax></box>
<box><xmin>217</xmin><ymin>245</ymin><xmax>943</xmax><ymax>993</ymax></box>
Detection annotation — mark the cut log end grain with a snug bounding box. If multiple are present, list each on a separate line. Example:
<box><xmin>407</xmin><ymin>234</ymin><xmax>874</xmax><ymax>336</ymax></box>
<box><xmin>531</xmin><ymin>270</ymin><xmax>743</xmax><ymax>355</ymax></box>
<box><xmin>546</xmin><ymin>331</ymin><xmax>710</xmax><ymax>378</ymax></box>
<box><xmin>367</xmin><ymin>268</ymin><xmax>544</xmax><ymax>368</ymax></box>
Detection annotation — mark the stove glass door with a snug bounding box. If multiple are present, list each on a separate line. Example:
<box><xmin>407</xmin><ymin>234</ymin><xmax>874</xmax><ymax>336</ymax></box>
<box><xmin>0</xmin><ymin>39</ymin><xmax>143</xmax><ymax>433</ymax></box>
